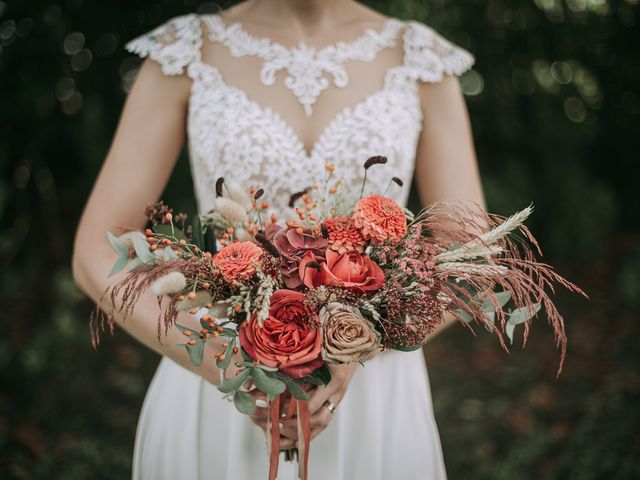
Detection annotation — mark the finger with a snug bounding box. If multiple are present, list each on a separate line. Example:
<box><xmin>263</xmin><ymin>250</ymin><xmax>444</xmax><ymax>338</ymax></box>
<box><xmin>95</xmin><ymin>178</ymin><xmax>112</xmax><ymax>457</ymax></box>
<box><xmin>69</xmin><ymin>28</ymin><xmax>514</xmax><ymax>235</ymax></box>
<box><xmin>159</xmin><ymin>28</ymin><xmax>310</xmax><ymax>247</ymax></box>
<box><xmin>307</xmin><ymin>384</ymin><xmax>338</xmax><ymax>415</ymax></box>
<box><xmin>279</xmin><ymin>436</ymin><xmax>296</xmax><ymax>449</ymax></box>
<box><xmin>278</xmin><ymin>421</ymin><xmax>298</xmax><ymax>440</ymax></box>
<box><xmin>309</xmin><ymin>408</ymin><xmax>332</xmax><ymax>429</ymax></box>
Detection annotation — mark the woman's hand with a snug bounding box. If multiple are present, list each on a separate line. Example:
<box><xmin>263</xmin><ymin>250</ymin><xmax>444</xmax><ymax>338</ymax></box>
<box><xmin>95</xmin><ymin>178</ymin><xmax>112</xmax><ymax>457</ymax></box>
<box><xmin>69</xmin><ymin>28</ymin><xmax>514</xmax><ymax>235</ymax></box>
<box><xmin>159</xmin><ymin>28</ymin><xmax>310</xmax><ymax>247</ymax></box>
<box><xmin>249</xmin><ymin>362</ymin><xmax>359</xmax><ymax>448</ymax></box>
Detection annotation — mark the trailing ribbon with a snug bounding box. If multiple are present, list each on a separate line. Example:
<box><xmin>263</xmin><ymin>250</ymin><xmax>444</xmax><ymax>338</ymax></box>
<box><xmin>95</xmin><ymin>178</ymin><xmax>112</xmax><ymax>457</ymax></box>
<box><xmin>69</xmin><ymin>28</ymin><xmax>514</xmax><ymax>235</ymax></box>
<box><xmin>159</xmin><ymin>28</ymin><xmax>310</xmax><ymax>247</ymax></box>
<box><xmin>267</xmin><ymin>392</ymin><xmax>312</xmax><ymax>480</ymax></box>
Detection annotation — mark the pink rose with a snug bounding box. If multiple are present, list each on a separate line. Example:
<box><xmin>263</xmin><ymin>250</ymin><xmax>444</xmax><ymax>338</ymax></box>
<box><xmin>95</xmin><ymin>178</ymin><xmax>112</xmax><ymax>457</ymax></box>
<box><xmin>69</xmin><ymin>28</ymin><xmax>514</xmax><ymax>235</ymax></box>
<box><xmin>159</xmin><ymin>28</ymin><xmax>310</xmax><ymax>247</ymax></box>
<box><xmin>299</xmin><ymin>249</ymin><xmax>384</xmax><ymax>292</ymax></box>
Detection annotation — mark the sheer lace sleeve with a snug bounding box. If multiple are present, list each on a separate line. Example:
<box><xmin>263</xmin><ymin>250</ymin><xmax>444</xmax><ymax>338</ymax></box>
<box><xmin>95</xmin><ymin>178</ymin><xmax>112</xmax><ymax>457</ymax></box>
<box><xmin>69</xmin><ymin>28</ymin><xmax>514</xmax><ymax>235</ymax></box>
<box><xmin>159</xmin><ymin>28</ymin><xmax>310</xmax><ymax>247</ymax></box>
<box><xmin>124</xmin><ymin>13</ymin><xmax>202</xmax><ymax>76</ymax></box>
<box><xmin>401</xmin><ymin>20</ymin><xmax>475</xmax><ymax>83</ymax></box>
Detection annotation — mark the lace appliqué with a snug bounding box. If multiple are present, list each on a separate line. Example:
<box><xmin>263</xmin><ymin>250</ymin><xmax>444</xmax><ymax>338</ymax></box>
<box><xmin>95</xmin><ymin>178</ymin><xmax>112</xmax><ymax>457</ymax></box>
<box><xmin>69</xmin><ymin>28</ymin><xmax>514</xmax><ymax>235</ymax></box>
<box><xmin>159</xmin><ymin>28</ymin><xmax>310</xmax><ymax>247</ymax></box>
<box><xmin>124</xmin><ymin>13</ymin><xmax>202</xmax><ymax>75</ymax></box>
<box><xmin>203</xmin><ymin>15</ymin><xmax>404</xmax><ymax>117</ymax></box>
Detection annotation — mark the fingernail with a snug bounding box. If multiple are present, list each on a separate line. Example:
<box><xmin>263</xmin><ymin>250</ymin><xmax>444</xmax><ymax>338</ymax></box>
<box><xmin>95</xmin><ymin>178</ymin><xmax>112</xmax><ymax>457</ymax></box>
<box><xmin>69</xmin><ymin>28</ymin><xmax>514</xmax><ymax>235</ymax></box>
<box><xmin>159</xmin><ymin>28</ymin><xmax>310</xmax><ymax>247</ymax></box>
<box><xmin>255</xmin><ymin>399</ymin><xmax>268</xmax><ymax>408</ymax></box>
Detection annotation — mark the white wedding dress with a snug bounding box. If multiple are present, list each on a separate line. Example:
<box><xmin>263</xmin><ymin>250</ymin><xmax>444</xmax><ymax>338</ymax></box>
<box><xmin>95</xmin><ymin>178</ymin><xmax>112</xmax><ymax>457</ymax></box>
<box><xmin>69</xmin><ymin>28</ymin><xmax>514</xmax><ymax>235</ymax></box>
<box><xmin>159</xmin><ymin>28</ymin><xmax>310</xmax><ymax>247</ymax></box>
<box><xmin>125</xmin><ymin>10</ymin><xmax>474</xmax><ymax>480</ymax></box>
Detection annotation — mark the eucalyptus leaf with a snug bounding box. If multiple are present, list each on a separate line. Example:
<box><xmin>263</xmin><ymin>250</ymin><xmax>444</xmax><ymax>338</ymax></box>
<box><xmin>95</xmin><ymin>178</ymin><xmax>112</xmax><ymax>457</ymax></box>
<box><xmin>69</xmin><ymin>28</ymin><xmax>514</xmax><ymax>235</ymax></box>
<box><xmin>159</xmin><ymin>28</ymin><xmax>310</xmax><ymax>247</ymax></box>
<box><xmin>393</xmin><ymin>343</ymin><xmax>423</xmax><ymax>352</ymax></box>
<box><xmin>506</xmin><ymin>322</ymin><xmax>516</xmax><ymax>344</ymax></box>
<box><xmin>108</xmin><ymin>255</ymin><xmax>129</xmax><ymax>277</ymax></box>
<box><xmin>456</xmin><ymin>309</ymin><xmax>474</xmax><ymax>324</ymax></box>
<box><xmin>216</xmin><ymin>341</ymin><xmax>235</xmax><ymax>369</ymax></box>
<box><xmin>106</xmin><ymin>231</ymin><xmax>130</xmax><ymax>257</ymax></box>
<box><xmin>234</xmin><ymin>391</ymin><xmax>256</xmax><ymax>415</ymax></box>
<box><xmin>218</xmin><ymin>368</ymin><xmax>251</xmax><ymax>393</ymax></box>
<box><xmin>162</xmin><ymin>247</ymin><xmax>178</xmax><ymax>261</ymax></box>
<box><xmin>251</xmin><ymin>367</ymin><xmax>286</xmax><ymax>395</ymax></box>
<box><xmin>309</xmin><ymin>364</ymin><xmax>332</xmax><ymax>386</ymax></box>
<box><xmin>186</xmin><ymin>340</ymin><xmax>205</xmax><ymax>366</ymax></box>
<box><xmin>127</xmin><ymin>257</ymin><xmax>145</xmax><ymax>272</ymax></box>
<box><xmin>508</xmin><ymin>303</ymin><xmax>542</xmax><ymax>325</ymax></box>
<box><xmin>284</xmin><ymin>380</ymin><xmax>310</xmax><ymax>400</ymax></box>
<box><xmin>131</xmin><ymin>232</ymin><xmax>156</xmax><ymax>264</ymax></box>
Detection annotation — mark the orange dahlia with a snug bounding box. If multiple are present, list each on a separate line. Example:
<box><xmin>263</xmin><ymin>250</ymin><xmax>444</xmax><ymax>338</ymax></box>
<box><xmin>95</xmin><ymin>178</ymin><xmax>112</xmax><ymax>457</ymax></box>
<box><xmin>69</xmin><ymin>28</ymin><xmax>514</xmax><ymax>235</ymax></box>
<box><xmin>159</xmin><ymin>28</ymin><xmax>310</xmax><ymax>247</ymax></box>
<box><xmin>213</xmin><ymin>241</ymin><xmax>263</xmax><ymax>283</ymax></box>
<box><xmin>353</xmin><ymin>195</ymin><xmax>407</xmax><ymax>245</ymax></box>
<box><xmin>323</xmin><ymin>217</ymin><xmax>367</xmax><ymax>254</ymax></box>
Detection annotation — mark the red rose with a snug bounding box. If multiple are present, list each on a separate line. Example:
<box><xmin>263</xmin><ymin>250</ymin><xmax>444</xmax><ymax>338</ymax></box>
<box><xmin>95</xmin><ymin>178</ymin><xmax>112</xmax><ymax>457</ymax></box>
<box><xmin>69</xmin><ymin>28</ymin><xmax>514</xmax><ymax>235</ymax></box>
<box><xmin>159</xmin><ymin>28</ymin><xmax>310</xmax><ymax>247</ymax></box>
<box><xmin>239</xmin><ymin>289</ymin><xmax>323</xmax><ymax>378</ymax></box>
<box><xmin>298</xmin><ymin>249</ymin><xmax>384</xmax><ymax>292</ymax></box>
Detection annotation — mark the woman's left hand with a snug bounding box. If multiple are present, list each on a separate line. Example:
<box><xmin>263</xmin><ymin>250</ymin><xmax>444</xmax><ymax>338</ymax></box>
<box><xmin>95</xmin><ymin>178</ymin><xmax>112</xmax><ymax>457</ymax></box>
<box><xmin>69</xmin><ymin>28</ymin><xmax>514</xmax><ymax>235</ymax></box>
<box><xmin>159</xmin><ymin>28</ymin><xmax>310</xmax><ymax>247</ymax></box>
<box><xmin>279</xmin><ymin>362</ymin><xmax>359</xmax><ymax>445</ymax></box>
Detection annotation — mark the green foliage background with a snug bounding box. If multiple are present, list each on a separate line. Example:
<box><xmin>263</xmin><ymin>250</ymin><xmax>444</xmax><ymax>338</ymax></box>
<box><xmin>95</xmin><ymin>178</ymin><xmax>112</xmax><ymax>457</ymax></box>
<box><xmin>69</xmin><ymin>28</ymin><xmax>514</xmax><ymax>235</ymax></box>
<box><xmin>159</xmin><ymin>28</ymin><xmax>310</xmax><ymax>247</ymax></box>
<box><xmin>1</xmin><ymin>0</ymin><xmax>639</xmax><ymax>478</ymax></box>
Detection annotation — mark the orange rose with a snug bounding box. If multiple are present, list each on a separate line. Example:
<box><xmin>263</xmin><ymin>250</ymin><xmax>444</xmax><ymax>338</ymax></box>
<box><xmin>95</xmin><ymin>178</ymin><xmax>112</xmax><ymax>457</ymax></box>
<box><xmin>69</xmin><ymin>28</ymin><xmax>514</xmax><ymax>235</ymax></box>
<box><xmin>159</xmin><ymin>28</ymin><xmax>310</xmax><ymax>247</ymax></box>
<box><xmin>353</xmin><ymin>194</ymin><xmax>407</xmax><ymax>245</ymax></box>
<box><xmin>239</xmin><ymin>290</ymin><xmax>323</xmax><ymax>378</ymax></box>
<box><xmin>298</xmin><ymin>249</ymin><xmax>384</xmax><ymax>292</ymax></box>
<box><xmin>213</xmin><ymin>241</ymin><xmax>263</xmax><ymax>283</ymax></box>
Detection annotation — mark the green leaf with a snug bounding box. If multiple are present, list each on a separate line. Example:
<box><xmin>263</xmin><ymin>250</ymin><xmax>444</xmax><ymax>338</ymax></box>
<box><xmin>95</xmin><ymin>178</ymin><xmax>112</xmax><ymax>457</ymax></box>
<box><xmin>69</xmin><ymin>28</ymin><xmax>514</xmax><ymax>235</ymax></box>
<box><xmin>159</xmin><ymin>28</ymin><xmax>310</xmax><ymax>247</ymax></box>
<box><xmin>204</xmin><ymin>226</ymin><xmax>216</xmax><ymax>254</ymax></box>
<box><xmin>393</xmin><ymin>343</ymin><xmax>423</xmax><ymax>352</ymax></box>
<box><xmin>250</xmin><ymin>367</ymin><xmax>287</xmax><ymax>395</ymax></box>
<box><xmin>218</xmin><ymin>368</ymin><xmax>251</xmax><ymax>393</ymax></box>
<box><xmin>308</xmin><ymin>364</ymin><xmax>332</xmax><ymax>386</ymax></box>
<box><xmin>234</xmin><ymin>391</ymin><xmax>256</xmax><ymax>415</ymax></box>
<box><xmin>508</xmin><ymin>303</ymin><xmax>542</xmax><ymax>325</ymax></box>
<box><xmin>456</xmin><ymin>309</ymin><xmax>474</xmax><ymax>324</ymax></box>
<box><xmin>186</xmin><ymin>340</ymin><xmax>205</xmax><ymax>366</ymax></box>
<box><xmin>216</xmin><ymin>341</ymin><xmax>235</xmax><ymax>370</ymax></box>
<box><xmin>162</xmin><ymin>247</ymin><xmax>178</xmax><ymax>261</ymax></box>
<box><xmin>152</xmin><ymin>224</ymin><xmax>188</xmax><ymax>242</ymax></box>
<box><xmin>131</xmin><ymin>232</ymin><xmax>156</xmax><ymax>264</ymax></box>
<box><xmin>127</xmin><ymin>257</ymin><xmax>145</xmax><ymax>272</ymax></box>
<box><xmin>284</xmin><ymin>380</ymin><xmax>310</xmax><ymax>400</ymax></box>
<box><xmin>506</xmin><ymin>322</ymin><xmax>516</xmax><ymax>344</ymax></box>
<box><xmin>494</xmin><ymin>291</ymin><xmax>512</xmax><ymax>308</ymax></box>
<box><xmin>108</xmin><ymin>255</ymin><xmax>129</xmax><ymax>277</ymax></box>
<box><xmin>107</xmin><ymin>231</ymin><xmax>130</xmax><ymax>257</ymax></box>
<box><xmin>192</xmin><ymin>214</ymin><xmax>204</xmax><ymax>249</ymax></box>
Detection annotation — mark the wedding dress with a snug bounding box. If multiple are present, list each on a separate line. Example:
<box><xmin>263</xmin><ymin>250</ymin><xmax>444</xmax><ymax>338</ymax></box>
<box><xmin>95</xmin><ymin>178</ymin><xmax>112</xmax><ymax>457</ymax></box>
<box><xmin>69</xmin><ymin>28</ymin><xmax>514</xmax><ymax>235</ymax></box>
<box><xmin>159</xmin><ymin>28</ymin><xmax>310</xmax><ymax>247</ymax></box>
<box><xmin>125</xmin><ymin>11</ymin><xmax>474</xmax><ymax>479</ymax></box>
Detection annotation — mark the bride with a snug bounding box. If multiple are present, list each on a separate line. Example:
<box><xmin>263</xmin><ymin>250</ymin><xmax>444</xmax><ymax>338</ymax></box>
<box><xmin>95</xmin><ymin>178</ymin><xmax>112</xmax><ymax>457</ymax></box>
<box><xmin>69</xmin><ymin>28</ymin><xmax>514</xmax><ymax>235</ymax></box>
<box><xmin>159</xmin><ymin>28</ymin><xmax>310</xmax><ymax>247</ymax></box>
<box><xmin>71</xmin><ymin>0</ymin><xmax>485</xmax><ymax>478</ymax></box>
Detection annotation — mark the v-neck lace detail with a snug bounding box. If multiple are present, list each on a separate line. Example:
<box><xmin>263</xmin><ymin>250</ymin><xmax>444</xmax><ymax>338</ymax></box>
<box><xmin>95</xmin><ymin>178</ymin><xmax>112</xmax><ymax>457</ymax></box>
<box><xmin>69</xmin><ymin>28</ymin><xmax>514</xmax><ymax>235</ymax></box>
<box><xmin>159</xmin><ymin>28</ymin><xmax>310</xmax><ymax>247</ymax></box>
<box><xmin>202</xmin><ymin>14</ymin><xmax>404</xmax><ymax>116</ymax></box>
<box><xmin>124</xmin><ymin>12</ymin><xmax>475</xmax><ymax>220</ymax></box>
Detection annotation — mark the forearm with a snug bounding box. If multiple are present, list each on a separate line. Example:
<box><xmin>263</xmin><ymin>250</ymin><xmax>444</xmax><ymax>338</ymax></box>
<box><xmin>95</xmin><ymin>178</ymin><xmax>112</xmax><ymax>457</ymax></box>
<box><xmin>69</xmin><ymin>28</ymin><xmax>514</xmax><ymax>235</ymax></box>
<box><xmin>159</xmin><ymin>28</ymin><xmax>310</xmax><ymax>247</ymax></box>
<box><xmin>72</xmin><ymin>241</ymin><xmax>233</xmax><ymax>386</ymax></box>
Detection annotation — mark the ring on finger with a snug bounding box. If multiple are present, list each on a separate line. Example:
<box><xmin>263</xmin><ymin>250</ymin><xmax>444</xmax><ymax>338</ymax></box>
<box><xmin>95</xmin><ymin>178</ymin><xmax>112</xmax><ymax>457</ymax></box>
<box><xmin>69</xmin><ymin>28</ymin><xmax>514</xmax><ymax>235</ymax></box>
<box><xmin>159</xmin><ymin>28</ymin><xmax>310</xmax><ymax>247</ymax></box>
<box><xmin>322</xmin><ymin>399</ymin><xmax>337</xmax><ymax>414</ymax></box>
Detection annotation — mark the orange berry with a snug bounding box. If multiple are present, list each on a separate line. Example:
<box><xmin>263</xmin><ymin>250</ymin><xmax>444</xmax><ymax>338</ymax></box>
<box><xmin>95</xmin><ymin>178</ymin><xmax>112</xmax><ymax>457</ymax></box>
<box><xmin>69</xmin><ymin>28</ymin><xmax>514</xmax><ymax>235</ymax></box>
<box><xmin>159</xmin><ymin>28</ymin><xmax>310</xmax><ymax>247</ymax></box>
<box><xmin>219</xmin><ymin>354</ymin><xmax>226</xmax><ymax>361</ymax></box>
<box><xmin>271</xmin><ymin>214</ymin><xmax>278</xmax><ymax>223</ymax></box>
<box><xmin>189</xmin><ymin>308</ymin><xmax>197</xmax><ymax>315</ymax></box>
<box><xmin>330</xmin><ymin>187</ymin><xmax>337</xmax><ymax>194</ymax></box>
<box><xmin>188</xmin><ymin>291</ymin><xmax>196</xmax><ymax>300</ymax></box>
<box><xmin>187</xmin><ymin>339</ymin><xmax>196</xmax><ymax>346</ymax></box>
<box><xmin>296</xmin><ymin>228</ymin><xmax>304</xmax><ymax>235</ymax></box>
<box><xmin>226</xmin><ymin>227</ymin><xmax>234</xmax><ymax>234</ymax></box>
<box><xmin>213</xmin><ymin>331</ymin><xmax>219</xmax><ymax>337</ymax></box>
<box><xmin>309</xmin><ymin>214</ymin><xmax>317</xmax><ymax>221</ymax></box>
<box><xmin>165</xmin><ymin>212</ymin><xmax>173</xmax><ymax>221</ymax></box>
<box><xmin>150</xmin><ymin>244</ymin><xmax>157</xmax><ymax>251</ymax></box>
<box><xmin>261</xmin><ymin>201</ymin><xmax>269</xmax><ymax>210</ymax></box>
<box><xmin>325</xmin><ymin>163</ymin><xmax>335</xmax><ymax>173</ymax></box>
<box><xmin>232</xmin><ymin>346</ymin><xmax>239</xmax><ymax>354</ymax></box>
<box><xmin>201</xmin><ymin>282</ymin><xmax>210</xmax><ymax>289</ymax></box>
<box><xmin>183</xmin><ymin>330</ymin><xmax>192</xmax><ymax>336</ymax></box>
<box><xmin>145</xmin><ymin>228</ymin><xmax>153</xmax><ymax>236</ymax></box>
<box><xmin>202</xmin><ymin>314</ymin><xmax>210</xmax><ymax>321</ymax></box>
<box><xmin>200</xmin><ymin>328</ymin><xmax>208</xmax><ymax>335</ymax></box>
<box><xmin>176</xmin><ymin>294</ymin><xmax>184</xmax><ymax>301</ymax></box>
<box><xmin>234</xmin><ymin>305</ymin><xmax>242</xmax><ymax>313</ymax></box>
<box><xmin>205</xmin><ymin>303</ymin><xmax>212</xmax><ymax>309</ymax></box>
<box><xmin>179</xmin><ymin>239</ymin><xmax>187</xmax><ymax>245</ymax></box>
<box><xmin>204</xmin><ymin>251</ymin><xmax>212</xmax><ymax>259</ymax></box>
<box><xmin>217</xmin><ymin>326</ymin><xmax>224</xmax><ymax>333</ymax></box>
<box><xmin>222</xmin><ymin>342</ymin><xmax>228</xmax><ymax>348</ymax></box>
<box><xmin>302</xmin><ymin>194</ymin><xmax>309</xmax><ymax>202</ymax></box>
<box><xmin>214</xmin><ymin>352</ymin><xmax>221</xmax><ymax>358</ymax></box>
<box><xmin>208</xmin><ymin>321</ymin><xmax>215</xmax><ymax>328</ymax></box>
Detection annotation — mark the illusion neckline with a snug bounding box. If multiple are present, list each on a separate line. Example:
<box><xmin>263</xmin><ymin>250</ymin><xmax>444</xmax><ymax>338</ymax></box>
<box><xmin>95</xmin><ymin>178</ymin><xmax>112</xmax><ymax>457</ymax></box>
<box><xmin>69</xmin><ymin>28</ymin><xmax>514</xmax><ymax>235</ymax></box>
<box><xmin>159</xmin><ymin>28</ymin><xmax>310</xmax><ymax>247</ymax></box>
<box><xmin>202</xmin><ymin>12</ymin><xmax>404</xmax><ymax>55</ymax></box>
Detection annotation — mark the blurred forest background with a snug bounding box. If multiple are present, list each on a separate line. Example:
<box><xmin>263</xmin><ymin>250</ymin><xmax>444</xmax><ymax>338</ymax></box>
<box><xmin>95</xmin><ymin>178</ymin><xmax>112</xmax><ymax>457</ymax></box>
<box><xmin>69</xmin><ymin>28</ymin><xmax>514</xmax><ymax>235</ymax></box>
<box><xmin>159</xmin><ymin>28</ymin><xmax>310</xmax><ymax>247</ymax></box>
<box><xmin>1</xmin><ymin>0</ymin><xmax>639</xmax><ymax>478</ymax></box>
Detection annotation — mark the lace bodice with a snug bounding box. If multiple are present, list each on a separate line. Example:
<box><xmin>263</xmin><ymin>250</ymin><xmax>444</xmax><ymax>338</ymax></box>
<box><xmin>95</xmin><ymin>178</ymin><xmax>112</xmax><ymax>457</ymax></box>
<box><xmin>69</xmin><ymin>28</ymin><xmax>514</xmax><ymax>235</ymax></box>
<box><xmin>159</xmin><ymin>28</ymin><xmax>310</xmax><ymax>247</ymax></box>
<box><xmin>125</xmin><ymin>12</ymin><xmax>474</xmax><ymax>220</ymax></box>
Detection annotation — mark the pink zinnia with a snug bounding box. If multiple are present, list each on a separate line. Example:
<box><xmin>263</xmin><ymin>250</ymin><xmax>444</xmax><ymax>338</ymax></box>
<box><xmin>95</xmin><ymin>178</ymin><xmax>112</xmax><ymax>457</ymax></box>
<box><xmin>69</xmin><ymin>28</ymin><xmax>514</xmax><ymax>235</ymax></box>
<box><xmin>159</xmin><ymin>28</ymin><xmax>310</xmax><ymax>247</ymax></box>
<box><xmin>213</xmin><ymin>241</ymin><xmax>263</xmax><ymax>283</ymax></box>
<box><xmin>324</xmin><ymin>217</ymin><xmax>367</xmax><ymax>254</ymax></box>
<box><xmin>353</xmin><ymin>195</ymin><xmax>407</xmax><ymax>245</ymax></box>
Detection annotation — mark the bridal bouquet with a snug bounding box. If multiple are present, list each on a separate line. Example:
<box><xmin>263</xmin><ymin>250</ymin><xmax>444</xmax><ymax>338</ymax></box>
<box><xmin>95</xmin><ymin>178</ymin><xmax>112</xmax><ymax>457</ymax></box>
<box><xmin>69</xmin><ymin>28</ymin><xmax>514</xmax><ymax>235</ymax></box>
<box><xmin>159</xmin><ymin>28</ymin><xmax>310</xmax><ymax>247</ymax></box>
<box><xmin>90</xmin><ymin>157</ymin><xmax>585</xmax><ymax>480</ymax></box>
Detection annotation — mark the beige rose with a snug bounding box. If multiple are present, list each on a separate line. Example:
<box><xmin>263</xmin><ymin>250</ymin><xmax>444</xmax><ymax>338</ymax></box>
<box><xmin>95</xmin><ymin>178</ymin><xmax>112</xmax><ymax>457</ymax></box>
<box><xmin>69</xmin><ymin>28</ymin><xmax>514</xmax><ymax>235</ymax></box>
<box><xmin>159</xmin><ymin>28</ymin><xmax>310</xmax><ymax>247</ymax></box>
<box><xmin>320</xmin><ymin>302</ymin><xmax>381</xmax><ymax>364</ymax></box>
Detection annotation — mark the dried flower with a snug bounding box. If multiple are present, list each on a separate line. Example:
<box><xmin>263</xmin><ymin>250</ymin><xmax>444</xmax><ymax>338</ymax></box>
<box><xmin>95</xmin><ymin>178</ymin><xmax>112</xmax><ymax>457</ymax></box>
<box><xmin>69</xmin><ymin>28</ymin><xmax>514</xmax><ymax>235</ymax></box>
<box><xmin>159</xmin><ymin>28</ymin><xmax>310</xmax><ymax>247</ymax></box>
<box><xmin>320</xmin><ymin>302</ymin><xmax>381</xmax><ymax>363</ymax></box>
<box><xmin>150</xmin><ymin>271</ymin><xmax>187</xmax><ymax>296</ymax></box>
<box><xmin>213</xmin><ymin>197</ymin><xmax>248</xmax><ymax>226</ymax></box>
<box><xmin>363</xmin><ymin>156</ymin><xmax>388</xmax><ymax>169</ymax></box>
